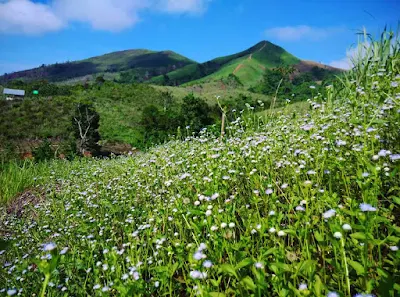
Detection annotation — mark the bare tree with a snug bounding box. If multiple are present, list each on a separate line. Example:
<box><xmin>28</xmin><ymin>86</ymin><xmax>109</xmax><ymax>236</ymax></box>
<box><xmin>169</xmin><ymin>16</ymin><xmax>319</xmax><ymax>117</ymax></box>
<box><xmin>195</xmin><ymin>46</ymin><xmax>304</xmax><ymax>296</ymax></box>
<box><xmin>73</xmin><ymin>104</ymin><xmax>100</xmax><ymax>156</ymax></box>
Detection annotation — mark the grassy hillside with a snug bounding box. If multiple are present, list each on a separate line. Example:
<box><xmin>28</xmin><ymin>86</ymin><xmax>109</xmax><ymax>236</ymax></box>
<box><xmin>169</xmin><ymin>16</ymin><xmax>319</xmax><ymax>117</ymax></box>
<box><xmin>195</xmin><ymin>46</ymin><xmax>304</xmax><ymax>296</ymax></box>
<box><xmin>0</xmin><ymin>50</ymin><xmax>195</xmax><ymax>83</ymax></box>
<box><xmin>150</xmin><ymin>41</ymin><xmax>300</xmax><ymax>86</ymax></box>
<box><xmin>1</xmin><ymin>32</ymin><xmax>399</xmax><ymax>297</ymax></box>
<box><xmin>151</xmin><ymin>41</ymin><xmax>340</xmax><ymax>88</ymax></box>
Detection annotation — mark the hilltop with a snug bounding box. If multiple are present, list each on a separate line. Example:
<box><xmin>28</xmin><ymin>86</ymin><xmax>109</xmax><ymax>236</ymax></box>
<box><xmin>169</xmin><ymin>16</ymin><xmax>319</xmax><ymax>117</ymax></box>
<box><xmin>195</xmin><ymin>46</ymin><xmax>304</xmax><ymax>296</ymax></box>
<box><xmin>0</xmin><ymin>49</ymin><xmax>195</xmax><ymax>83</ymax></box>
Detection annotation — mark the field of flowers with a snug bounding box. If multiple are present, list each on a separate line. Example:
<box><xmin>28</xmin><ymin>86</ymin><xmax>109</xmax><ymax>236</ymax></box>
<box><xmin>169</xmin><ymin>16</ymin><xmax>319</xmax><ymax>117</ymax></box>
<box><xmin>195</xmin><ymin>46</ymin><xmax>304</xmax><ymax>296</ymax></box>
<box><xmin>1</xmin><ymin>33</ymin><xmax>399</xmax><ymax>297</ymax></box>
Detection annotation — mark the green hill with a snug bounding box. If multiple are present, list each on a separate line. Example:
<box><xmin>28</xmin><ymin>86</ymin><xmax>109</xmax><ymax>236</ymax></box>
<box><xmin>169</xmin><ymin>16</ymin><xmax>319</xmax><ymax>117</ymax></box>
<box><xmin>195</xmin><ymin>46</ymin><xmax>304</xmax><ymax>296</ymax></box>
<box><xmin>0</xmin><ymin>50</ymin><xmax>195</xmax><ymax>83</ymax></box>
<box><xmin>151</xmin><ymin>41</ymin><xmax>341</xmax><ymax>87</ymax></box>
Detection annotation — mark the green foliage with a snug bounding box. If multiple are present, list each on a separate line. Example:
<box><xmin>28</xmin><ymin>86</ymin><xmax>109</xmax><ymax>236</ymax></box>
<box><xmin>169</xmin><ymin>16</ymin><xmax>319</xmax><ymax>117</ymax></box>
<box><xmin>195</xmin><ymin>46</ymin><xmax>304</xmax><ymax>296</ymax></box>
<box><xmin>181</xmin><ymin>93</ymin><xmax>213</xmax><ymax>132</ymax></box>
<box><xmin>251</xmin><ymin>65</ymin><xmax>339</xmax><ymax>102</ymax></box>
<box><xmin>32</xmin><ymin>140</ymin><xmax>54</xmax><ymax>162</ymax></box>
<box><xmin>95</xmin><ymin>75</ymin><xmax>105</xmax><ymax>84</ymax></box>
<box><xmin>139</xmin><ymin>93</ymin><xmax>220</xmax><ymax>146</ymax></box>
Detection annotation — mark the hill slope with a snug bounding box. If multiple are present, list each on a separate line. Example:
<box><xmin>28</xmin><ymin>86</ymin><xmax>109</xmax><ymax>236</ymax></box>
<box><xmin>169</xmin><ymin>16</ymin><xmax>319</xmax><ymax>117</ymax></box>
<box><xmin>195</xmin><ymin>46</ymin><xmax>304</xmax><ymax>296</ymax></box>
<box><xmin>150</xmin><ymin>41</ymin><xmax>342</xmax><ymax>87</ymax></box>
<box><xmin>0</xmin><ymin>50</ymin><xmax>195</xmax><ymax>83</ymax></box>
<box><xmin>150</xmin><ymin>41</ymin><xmax>301</xmax><ymax>86</ymax></box>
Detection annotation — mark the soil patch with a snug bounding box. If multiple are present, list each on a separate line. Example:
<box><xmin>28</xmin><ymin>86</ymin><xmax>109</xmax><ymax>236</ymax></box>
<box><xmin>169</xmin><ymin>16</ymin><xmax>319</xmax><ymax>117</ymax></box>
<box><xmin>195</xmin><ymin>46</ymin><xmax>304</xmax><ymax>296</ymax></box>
<box><xmin>6</xmin><ymin>187</ymin><xmax>45</xmax><ymax>218</ymax></box>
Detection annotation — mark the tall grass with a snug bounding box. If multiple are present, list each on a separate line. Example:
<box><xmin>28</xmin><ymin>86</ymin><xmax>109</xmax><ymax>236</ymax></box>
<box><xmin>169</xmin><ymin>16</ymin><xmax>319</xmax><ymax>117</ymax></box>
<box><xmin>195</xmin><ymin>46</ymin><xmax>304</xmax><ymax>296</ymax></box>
<box><xmin>0</xmin><ymin>161</ymin><xmax>48</xmax><ymax>204</ymax></box>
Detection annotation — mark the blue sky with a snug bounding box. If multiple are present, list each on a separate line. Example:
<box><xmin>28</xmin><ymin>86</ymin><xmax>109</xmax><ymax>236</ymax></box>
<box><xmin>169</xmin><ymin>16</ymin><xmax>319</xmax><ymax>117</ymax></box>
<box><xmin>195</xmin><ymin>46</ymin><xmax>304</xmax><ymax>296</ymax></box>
<box><xmin>0</xmin><ymin>0</ymin><xmax>399</xmax><ymax>74</ymax></box>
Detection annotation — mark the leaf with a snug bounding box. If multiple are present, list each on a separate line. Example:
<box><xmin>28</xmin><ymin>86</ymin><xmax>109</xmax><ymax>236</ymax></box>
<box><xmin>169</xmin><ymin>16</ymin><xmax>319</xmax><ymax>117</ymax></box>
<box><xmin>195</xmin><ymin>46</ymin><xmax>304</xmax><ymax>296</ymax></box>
<box><xmin>240</xmin><ymin>276</ymin><xmax>257</xmax><ymax>291</ymax></box>
<box><xmin>393</xmin><ymin>225</ymin><xmax>400</xmax><ymax>234</ymax></box>
<box><xmin>269</xmin><ymin>263</ymin><xmax>280</xmax><ymax>274</ymax></box>
<box><xmin>394</xmin><ymin>283</ymin><xmax>400</xmax><ymax>292</ymax></box>
<box><xmin>347</xmin><ymin>259</ymin><xmax>365</xmax><ymax>275</ymax></box>
<box><xmin>169</xmin><ymin>262</ymin><xmax>179</xmax><ymax>277</ymax></box>
<box><xmin>386</xmin><ymin>236</ymin><xmax>400</xmax><ymax>243</ymax></box>
<box><xmin>219</xmin><ymin>264</ymin><xmax>238</xmax><ymax>279</ymax></box>
<box><xmin>235</xmin><ymin>258</ymin><xmax>253</xmax><ymax>270</ymax></box>
<box><xmin>210</xmin><ymin>277</ymin><xmax>223</xmax><ymax>287</ymax></box>
<box><xmin>299</xmin><ymin>260</ymin><xmax>316</xmax><ymax>274</ymax></box>
<box><xmin>278</xmin><ymin>288</ymin><xmax>290</xmax><ymax>297</ymax></box>
<box><xmin>314</xmin><ymin>232</ymin><xmax>324</xmax><ymax>242</ymax></box>
<box><xmin>282</xmin><ymin>229</ymin><xmax>296</xmax><ymax>235</ymax></box>
<box><xmin>314</xmin><ymin>275</ymin><xmax>323</xmax><ymax>297</ymax></box>
<box><xmin>209</xmin><ymin>292</ymin><xmax>226</xmax><ymax>297</ymax></box>
<box><xmin>263</xmin><ymin>247</ymin><xmax>277</xmax><ymax>257</ymax></box>
<box><xmin>377</xmin><ymin>268</ymin><xmax>394</xmax><ymax>297</ymax></box>
<box><xmin>350</xmin><ymin>232</ymin><xmax>367</xmax><ymax>240</ymax></box>
<box><xmin>393</xmin><ymin>197</ymin><xmax>400</xmax><ymax>205</ymax></box>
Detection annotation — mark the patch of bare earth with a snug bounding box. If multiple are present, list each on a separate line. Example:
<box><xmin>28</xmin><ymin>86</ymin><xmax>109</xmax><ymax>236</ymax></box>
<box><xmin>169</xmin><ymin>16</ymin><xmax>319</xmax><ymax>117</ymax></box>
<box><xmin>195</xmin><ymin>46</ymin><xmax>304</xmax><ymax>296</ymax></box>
<box><xmin>233</xmin><ymin>64</ymin><xmax>245</xmax><ymax>75</ymax></box>
<box><xmin>290</xmin><ymin>60</ymin><xmax>344</xmax><ymax>80</ymax></box>
<box><xmin>6</xmin><ymin>187</ymin><xmax>46</xmax><ymax>218</ymax></box>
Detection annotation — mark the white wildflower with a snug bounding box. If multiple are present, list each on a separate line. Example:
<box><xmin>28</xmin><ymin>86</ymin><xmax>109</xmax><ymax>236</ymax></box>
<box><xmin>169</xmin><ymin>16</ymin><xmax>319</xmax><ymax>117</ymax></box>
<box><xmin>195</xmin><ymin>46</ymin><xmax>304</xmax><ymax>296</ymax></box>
<box><xmin>60</xmin><ymin>247</ymin><xmax>69</xmax><ymax>255</ymax></box>
<box><xmin>203</xmin><ymin>260</ymin><xmax>213</xmax><ymax>268</ymax></box>
<box><xmin>7</xmin><ymin>289</ymin><xmax>17</xmax><ymax>296</ymax></box>
<box><xmin>333</xmin><ymin>232</ymin><xmax>342</xmax><ymax>239</ymax></box>
<box><xmin>342</xmin><ymin>224</ymin><xmax>352</xmax><ymax>231</ymax></box>
<box><xmin>323</xmin><ymin>209</ymin><xmax>336</xmax><ymax>219</ymax></box>
<box><xmin>277</xmin><ymin>230</ymin><xmax>286</xmax><ymax>237</ymax></box>
<box><xmin>360</xmin><ymin>203</ymin><xmax>377</xmax><ymax>212</ymax></box>
<box><xmin>298</xmin><ymin>283</ymin><xmax>308</xmax><ymax>291</ymax></box>
<box><xmin>42</xmin><ymin>242</ymin><xmax>57</xmax><ymax>252</ymax></box>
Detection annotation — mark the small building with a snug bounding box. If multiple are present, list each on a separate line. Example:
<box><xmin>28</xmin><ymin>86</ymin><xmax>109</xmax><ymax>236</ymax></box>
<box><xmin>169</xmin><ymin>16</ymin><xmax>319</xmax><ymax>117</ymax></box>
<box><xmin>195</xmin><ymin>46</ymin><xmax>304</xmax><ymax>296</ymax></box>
<box><xmin>3</xmin><ymin>88</ymin><xmax>25</xmax><ymax>100</ymax></box>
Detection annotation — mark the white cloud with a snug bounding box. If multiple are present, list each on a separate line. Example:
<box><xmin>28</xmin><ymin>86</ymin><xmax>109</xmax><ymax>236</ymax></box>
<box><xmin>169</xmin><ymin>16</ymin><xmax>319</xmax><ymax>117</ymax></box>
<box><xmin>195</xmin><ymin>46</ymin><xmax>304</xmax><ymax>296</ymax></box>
<box><xmin>329</xmin><ymin>57</ymin><xmax>351</xmax><ymax>70</ymax></box>
<box><xmin>0</xmin><ymin>0</ymin><xmax>63</xmax><ymax>34</ymax></box>
<box><xmin>328</xmin><ymin>42</ymin><xmax>370</xmax><ymax>70</ymax></box>
<box><xmin>264</xmin><ymin>25</ymin><xmax>344</xmax><ymax>42</ymax></box>
<box><xmin>158</xmin><ymin>0</ymin><xmax>210</xmax><ymax>14</ymax></box>
<box><xmin>0</xmin><ymin>0</ymin><xmax>211</xmax><ymax>35</ymax></box>
<box><xmin>53</xmin><ymin>0</ymin><xmax>149</xmax><ymax>32</ymax></box>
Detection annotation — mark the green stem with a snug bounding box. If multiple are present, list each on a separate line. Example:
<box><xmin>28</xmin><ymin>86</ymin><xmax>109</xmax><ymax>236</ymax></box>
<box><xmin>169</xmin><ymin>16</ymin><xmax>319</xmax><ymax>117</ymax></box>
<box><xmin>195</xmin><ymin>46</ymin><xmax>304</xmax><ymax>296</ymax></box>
<box><xmin>340</xmin><ymin>237</ymin><xmax>351</xmax><ymax>297</ymax></box>
<box><xmin>40</xmin><ymin>274</ymin><xmax>51</xmax><ymax>297</ymax></box>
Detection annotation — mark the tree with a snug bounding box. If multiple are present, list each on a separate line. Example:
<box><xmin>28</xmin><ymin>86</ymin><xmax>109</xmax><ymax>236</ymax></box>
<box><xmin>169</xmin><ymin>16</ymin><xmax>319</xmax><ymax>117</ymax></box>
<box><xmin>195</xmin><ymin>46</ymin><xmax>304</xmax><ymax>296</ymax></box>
<box><xmin>96</xmin><ymin>75</ymin><xmax>106</xmax><ymax>85</ymax></box>
<box><xmin>141</xmin><ymin>105</ymin><xmax>162</xmax><ymax>132</ymax></box>
<box><xmin>72</xmin><ymin>103</ymin><xmax>101</xmax><ymax>156</ymax></box>
<box><xmin>255</xmin><ymin>66</ymin><xmax>294</xmax><ymax>96</ymax></box>
<box><xmin>162</xmin><ymin>74</ymin><xmax>170</xmax><ymax>86</ymax></box>
<box><xmin>181</xmin><ymin>94</ymin><xmax>213</xmax><ymax>133</ymax></box>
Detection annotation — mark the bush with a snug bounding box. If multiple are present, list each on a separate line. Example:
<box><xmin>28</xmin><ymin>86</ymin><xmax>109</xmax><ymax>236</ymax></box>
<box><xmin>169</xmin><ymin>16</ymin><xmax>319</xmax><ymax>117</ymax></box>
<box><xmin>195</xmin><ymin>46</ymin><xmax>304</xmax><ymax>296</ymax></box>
<box><xmin>32</xmin><ymin>139</ymin><xmax>54</xmax><ymax>162</ymax></box>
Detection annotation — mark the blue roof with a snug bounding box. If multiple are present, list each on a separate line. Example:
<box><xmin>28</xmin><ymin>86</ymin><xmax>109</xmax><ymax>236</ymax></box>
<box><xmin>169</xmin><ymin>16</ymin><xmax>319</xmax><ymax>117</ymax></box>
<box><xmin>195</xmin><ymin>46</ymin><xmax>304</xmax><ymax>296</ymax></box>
<box><xmin>3</xmin><ymin>88</ymin><xmax>25</xmax><ymax>96</ymax></box>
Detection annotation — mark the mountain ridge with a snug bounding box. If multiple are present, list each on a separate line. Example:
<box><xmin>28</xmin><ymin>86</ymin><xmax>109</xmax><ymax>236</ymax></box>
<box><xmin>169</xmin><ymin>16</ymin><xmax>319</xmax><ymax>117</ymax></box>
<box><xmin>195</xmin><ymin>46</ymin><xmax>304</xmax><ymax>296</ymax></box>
<box><xmin>0</xmin><ymin>40</ymin><xmax>343</xmax><ymax>86</ymax></box>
